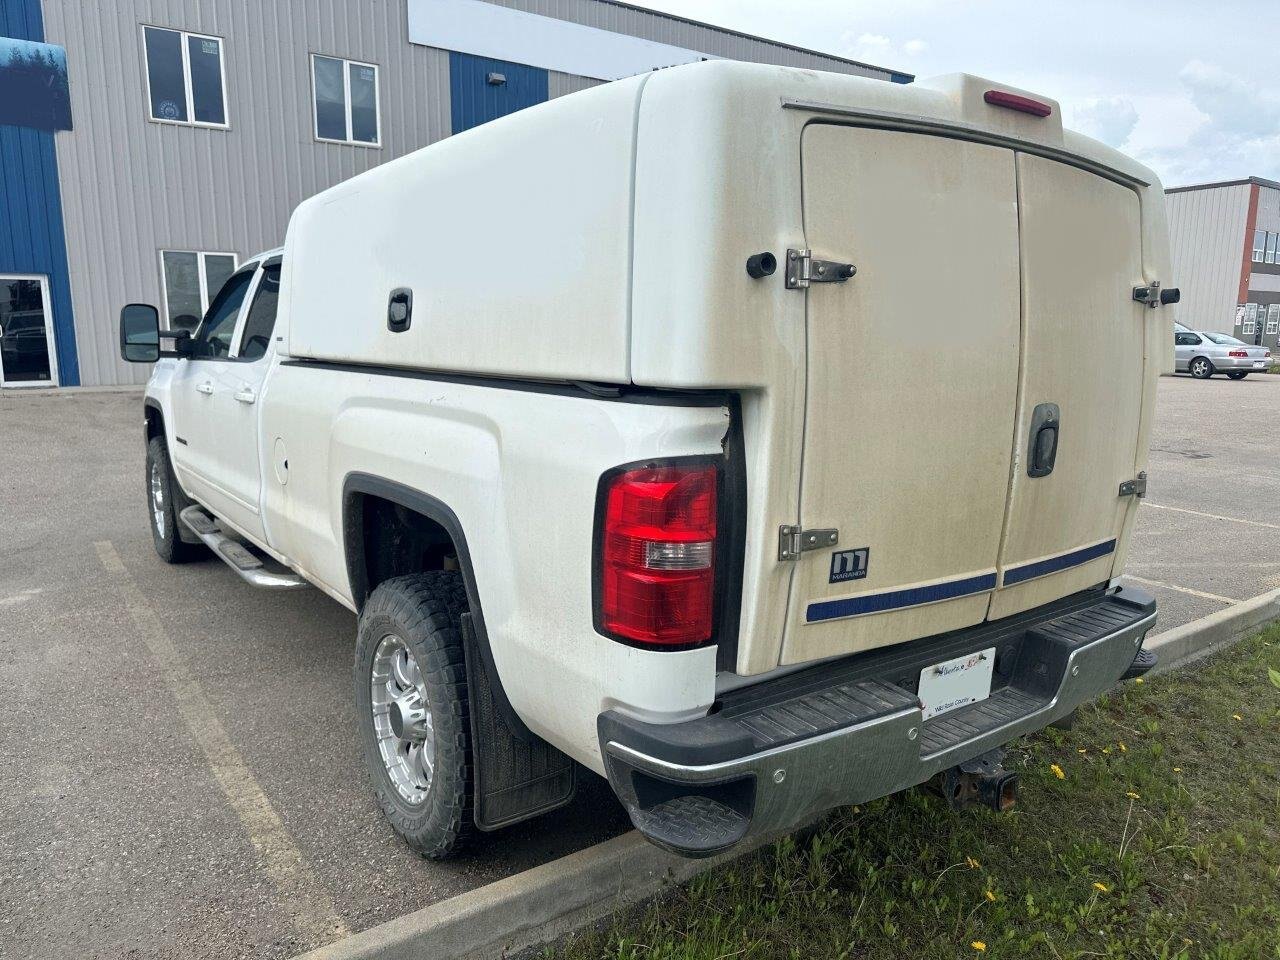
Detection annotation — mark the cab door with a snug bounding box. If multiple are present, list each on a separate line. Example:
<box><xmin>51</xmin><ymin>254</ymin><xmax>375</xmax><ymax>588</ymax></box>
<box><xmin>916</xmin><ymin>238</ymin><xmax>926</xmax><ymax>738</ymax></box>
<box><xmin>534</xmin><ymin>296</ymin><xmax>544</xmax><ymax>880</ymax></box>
<box><xmin>988</xmin><ymin>154</ymin><xmax>1146</xmax><ymax>619</ymax></box>
<box><xmin>780</xmin><ymin>125</ymin><xmax>1023</xmax><ymax>665</ymax></box>
<box><xmin>196</xmin><ymin>260</ymin><xmax>281</xmax><ymax>545</ymax></box>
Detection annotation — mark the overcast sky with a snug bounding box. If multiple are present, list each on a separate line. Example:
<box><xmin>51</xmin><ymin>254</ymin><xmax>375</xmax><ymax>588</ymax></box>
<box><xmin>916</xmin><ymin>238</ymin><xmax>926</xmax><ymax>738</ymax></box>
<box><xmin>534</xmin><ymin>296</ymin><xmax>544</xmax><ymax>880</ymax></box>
<box><xmin>629</xmin><ymin>0</ymin><xmax>1280</xmax><ymax>187</ymax></box>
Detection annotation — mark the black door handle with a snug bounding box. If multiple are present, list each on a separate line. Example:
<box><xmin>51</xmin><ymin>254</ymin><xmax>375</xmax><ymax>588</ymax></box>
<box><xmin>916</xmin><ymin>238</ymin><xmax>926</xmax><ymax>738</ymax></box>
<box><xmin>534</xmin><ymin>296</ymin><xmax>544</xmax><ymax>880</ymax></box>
<box><xmin>1027</xmin><ymin>402</ymin><xmax>1060</xmax><ymax>478</ymax></box>
<box><xmin>387</xmin><ymin>288</ymin><xmax>413</xmax><ymax>332</ymax></box>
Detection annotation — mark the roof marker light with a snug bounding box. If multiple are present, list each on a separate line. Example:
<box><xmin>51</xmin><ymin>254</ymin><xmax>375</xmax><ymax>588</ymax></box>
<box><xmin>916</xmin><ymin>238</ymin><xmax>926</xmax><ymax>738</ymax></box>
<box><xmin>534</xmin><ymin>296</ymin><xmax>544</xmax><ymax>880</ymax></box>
<box><xmin>983</xmin><ymin>90</ymin><xmax>1052</xmax><ymax>118</ymax></box>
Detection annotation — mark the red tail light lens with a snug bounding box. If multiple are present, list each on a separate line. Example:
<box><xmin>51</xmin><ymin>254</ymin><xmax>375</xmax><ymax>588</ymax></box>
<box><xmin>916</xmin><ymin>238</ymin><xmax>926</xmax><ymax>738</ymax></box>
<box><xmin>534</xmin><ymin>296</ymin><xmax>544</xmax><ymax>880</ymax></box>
<box><xmin>983</xmin><ymin>89</ymin><xmax>1052</xmax><ymax>118</ymax></box>
<box><xmin>598</xmin><ymin>462</ymin><xmax>718</xmax><ymax>647</ymax></box>
<box><xmin>1229</xmin><ymin>349</ymin><xmax>1248</xmax><ymax>357</ymax></box>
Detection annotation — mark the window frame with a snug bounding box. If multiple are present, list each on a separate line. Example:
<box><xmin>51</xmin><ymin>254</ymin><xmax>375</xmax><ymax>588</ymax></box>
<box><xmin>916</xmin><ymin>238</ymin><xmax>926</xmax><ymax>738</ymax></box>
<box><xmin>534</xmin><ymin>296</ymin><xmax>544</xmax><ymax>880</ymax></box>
<box><xmin>310</xmin><ymin>53</ymin><xmax>382</xmax><ymax>148</ymax></box>
<box><xmin>158</xmin><ymin>249</ymin><xmax>238</xmax><ymax>329</ymax></box>
<box><xmin>231</xmin><ymin>261</ymin><xmax>281</xmax><ymax>361</ymax></box>
<box><xmin>1267</xmin><ymin>304</ymin><xmax>1280</xmax><ymax>337</ymax></box>
<box><xmin>1254</xmin><ymin>229</ymin><xmax>1267</xmax><ymax>263</ymax></box>
<box><xmin>1266</xmin><ymin>231</ymin><xmax>1278</xmax><ymax>265</ymax></box>
<box><xmin>141</xmin><ymin>24</ymin><xmax>229</xmax><ymax>130</ymax></box>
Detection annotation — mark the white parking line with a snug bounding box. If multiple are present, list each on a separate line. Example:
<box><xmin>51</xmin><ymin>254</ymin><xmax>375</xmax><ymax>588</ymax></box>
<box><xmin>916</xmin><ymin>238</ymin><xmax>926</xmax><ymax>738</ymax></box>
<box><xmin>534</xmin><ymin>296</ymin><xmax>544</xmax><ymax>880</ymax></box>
<box><xmin>1142</xmin><ymin>501</ymin><xmax>1280</xmax><ymax>531</ymax></box>
<box><xmin>1124</xmin><ymin>574</ymin><xmax>1238</xmax><ymax>605</ymax></box>
<box><xmin>94</xmin><ymin>541</ymin><xmax>350</xmax><ymax>944</ymax></box>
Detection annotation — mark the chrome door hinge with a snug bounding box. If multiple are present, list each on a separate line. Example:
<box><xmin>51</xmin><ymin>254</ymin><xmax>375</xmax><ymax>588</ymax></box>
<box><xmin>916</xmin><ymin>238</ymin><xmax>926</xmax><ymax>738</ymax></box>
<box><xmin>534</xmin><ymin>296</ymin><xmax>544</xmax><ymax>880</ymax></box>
<box><xmin>785</xmin><ymin>249</ymin><xmax>856</xmax><ymax>289</ymax></box>
<box><xmin>1132</xmin><ymin>281</ymin><xmax>1180</xmax><ymax>308</ymax></box>
<box><xmin>1119</xmin><ymin>471</ymin><xmax>1147</xmax><ymax>498</ymax></box>
<box><xmin>778</xmin><ymin>525</ymin><xmax>839</xmax><ymax>561</ymax></box>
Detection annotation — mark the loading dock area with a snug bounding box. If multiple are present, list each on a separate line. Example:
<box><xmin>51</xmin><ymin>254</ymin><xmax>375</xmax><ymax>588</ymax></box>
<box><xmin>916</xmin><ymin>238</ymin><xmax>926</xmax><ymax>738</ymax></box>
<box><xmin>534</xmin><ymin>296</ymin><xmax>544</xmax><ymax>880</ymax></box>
<box><xmin>1</xmin><ymin>373</ymin><xmax>1277</xmax><ymax>958</ymax></box>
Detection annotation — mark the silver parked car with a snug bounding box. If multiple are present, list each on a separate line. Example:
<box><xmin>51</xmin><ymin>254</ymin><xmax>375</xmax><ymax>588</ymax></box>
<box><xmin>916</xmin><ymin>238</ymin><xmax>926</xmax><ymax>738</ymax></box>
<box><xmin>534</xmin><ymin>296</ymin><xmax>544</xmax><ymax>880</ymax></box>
<box><xmin>1173</xmin><ymin>322</ymin><xmax>1272</xmax><ymax>380</ymax></box>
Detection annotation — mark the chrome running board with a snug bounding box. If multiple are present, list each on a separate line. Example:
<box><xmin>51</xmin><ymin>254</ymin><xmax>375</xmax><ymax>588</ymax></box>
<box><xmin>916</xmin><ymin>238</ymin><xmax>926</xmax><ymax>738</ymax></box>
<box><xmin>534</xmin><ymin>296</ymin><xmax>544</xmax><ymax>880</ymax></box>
<box><xmin>178</xmin><ymin>505</ymin><xmax>307</xmax><ymax>590</ymax></box>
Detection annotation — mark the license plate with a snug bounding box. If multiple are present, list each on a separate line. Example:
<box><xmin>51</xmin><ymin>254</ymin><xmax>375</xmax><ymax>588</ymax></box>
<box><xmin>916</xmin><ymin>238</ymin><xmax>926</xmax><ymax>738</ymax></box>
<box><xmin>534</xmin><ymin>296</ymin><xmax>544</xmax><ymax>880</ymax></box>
<box><xmin>1254</xmin><ymin>361</ymin><xmax>1266</xmax><ymax>368</ymax></box>
<box><xmin>918</xmin><ymin>647</ymin><xmax>996</xmax><ymax>720</ymax></box>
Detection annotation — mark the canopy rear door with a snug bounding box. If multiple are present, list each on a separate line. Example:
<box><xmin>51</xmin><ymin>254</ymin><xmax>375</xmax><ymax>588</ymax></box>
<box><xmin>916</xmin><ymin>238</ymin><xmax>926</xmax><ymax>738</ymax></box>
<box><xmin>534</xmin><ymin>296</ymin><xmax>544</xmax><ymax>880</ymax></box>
<box><xmin>989</xmin><ymin>155</ymin><xmax>1145</xmax><ymax>617</ymax></box>
<box><xmin>781</xmin><ymin>126</ymin><xmax>1022</xmax><ymax>665</ymax></box>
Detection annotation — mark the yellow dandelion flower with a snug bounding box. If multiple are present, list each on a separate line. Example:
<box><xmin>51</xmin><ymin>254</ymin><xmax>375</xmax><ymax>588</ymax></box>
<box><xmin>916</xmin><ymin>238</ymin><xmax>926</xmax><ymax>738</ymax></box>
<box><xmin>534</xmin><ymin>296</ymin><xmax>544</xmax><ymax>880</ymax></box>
<box><xmin>1050</xmin><ymin>763</ymin><xmax>1065</xmax><ymax>779</ymax></box>
<box><xmin>1134</xmin><ymin>678</ymin><xmax>1144</xmax><ymax>684</ymax></box>
<box><xmin>1118</xmin><ymin>742</ymin><xmax>1127</xmax><ymax>752</ymax></box>
<box><xmin>966</xmin><ymin>856</ymin><xmax>981</xmax><ymax>869</ymax></box>
<box><xmin>971</xmin><ymin>942</ymin><xmax>987</xmax><ymax>953</ymax></box>
<box><xmin>1077</xmin><ymin>748</ymin><xmax>1088</xmax><ymax>754</ymax></box>
<box><xmin>1232</xmin><ymin>713</ymin><xmax>1243</xmax><ymax>721</ymax></box>
<box><xmin>1173</xmin><ymin>767</ymin><xmax>1182</xmax><ymax>773</ymax></box>
<box><xmin>1102</xmin><ymin>747</ymin><xmax>1112</xmax><ymax>755</ymax></box>
<box><xmin>1126</xmin><ymin>791</ymin><xmax>1141</xmax><ymax>800</ymax></box>
<box><xmin>985</xmin><ymin>890</ymin><xmax>996</xmax><ymax>902</ymax></box>
<box><xmin>1093</xmin><ymin>881</ymin><xmax>1109</xmax><ymax>893</ymax></box>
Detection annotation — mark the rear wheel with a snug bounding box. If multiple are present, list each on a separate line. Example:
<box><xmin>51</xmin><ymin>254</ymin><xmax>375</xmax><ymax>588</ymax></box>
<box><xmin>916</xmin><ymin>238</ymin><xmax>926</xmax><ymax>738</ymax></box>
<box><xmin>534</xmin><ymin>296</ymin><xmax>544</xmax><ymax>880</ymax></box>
<box><xmin>1226</xmin><ymin>371</ymin><xmax>1249</xmax><ymax>380</ymax></box>
<box><xmin>146</xmin><ymin>436</ymin><xmax>205</xmax><ymax>563</ymax></box>
<box><xmin>354</xmin><ymin>571</ymin><xmax>474</xmax><ymax>859</ymax></box>
<box><xmin>1189</xmin><ymin>356</ymin><xmax>1214</xmax><ymax>379</ymax></box>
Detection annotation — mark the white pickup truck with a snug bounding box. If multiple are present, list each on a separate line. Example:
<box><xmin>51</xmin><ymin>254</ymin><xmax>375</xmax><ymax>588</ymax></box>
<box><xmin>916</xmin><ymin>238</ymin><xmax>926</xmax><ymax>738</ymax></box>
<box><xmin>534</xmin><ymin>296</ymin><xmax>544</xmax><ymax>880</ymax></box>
<box><xmin>119</xmin><ymin>62</ymin><xmax>1175</xmax><ymax>859</ymax></box>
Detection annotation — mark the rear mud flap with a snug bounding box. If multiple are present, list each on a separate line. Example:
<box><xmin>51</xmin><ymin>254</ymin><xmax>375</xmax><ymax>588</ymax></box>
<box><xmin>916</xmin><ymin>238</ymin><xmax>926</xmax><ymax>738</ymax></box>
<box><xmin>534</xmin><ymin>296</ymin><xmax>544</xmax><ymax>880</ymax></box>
<box><xmin>462</xmin><ymin>613</ymin><xmax>576</xmax><ymax>830</ymax></box>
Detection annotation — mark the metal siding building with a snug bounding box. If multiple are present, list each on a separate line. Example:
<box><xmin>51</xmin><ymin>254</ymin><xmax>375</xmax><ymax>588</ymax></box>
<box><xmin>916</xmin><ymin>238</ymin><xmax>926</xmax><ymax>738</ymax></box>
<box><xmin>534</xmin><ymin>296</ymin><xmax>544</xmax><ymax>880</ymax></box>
<box><xmin>4</xmin><ymin>0</ymin><xmax>904</xmax><ymax>387</ymax></box>
<box><xmin>1166</xmin><ymin>176</ymin><xmax>1280</xmax><ymax>350</ymax></box>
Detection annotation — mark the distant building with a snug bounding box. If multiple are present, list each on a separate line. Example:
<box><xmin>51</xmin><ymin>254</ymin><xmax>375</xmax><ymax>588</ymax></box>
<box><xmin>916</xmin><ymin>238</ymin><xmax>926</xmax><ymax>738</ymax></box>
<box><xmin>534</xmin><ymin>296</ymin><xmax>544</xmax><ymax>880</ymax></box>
<box><xmin>0</xmin><ymin>0</ymin><xmax>907</xmax><ymax>388</ymax></box>
<box><xmin>1166</xmin><ymin>176</ymin><xmax>1280</xmax><ymax>350</ymax></box>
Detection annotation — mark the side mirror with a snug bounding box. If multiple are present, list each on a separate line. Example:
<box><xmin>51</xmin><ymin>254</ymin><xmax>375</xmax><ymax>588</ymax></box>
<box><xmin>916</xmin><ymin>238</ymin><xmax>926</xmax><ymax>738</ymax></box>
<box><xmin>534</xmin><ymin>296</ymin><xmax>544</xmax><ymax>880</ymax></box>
<box><xmin>120</xmin><ymin>303</ymin><xmax>160</xmax><ymax>363</ymax></box>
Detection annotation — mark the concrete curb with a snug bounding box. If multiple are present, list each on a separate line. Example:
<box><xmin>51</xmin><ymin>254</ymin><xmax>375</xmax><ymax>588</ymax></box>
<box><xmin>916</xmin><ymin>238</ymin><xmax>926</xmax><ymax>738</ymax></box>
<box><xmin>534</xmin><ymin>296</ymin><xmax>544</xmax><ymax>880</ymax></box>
<box><xmin>294</xmin><ymin>591</ymin><xmax>1280</xmax><ymax>960</ymax></box>
<box><xmin>1145</xmin><ymin>585</ymin><xmax>1280</xmax><ymax>676</ymax></box>
<box><xmin>294</xmin><ymin>828</ymin><xmax>787</xmax><ymax>960</ymax></box>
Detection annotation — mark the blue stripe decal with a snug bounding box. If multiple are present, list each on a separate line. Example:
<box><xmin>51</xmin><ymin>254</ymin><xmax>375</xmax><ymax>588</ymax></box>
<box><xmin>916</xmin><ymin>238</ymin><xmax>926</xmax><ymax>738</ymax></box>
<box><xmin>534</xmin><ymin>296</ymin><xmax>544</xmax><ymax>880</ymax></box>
<box><xmin>1002</xmin><ymin>539</ymin><xmax>1117</xmax><ymax>587</ymax></box>
<box><xmin>806</xmin><ymin>572</ymin><xmax>997</xmax><ymax>623</ymax></box>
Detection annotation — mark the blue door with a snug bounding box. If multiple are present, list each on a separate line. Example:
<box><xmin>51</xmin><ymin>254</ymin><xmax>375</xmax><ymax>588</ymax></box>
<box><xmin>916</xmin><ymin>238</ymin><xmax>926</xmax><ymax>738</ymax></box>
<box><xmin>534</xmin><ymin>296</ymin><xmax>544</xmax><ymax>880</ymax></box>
<box><xmin>449</xmin><ymin>53</ymin><xmax>548</xmax><ymax>134</ymax></box>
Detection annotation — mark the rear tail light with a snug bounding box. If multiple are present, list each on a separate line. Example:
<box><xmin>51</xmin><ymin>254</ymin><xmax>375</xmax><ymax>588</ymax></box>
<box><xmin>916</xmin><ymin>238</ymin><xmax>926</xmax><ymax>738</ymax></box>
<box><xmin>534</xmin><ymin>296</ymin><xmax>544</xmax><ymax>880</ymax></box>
<box><xmin>1229</xmin><ymin>349</ymin><xmax>1249</xmax><ymax>357</ymax></box>
<box><xmin>597</xmin><ymin>461</ymin><xmax>718</xmax><ymax>647</ymax></box>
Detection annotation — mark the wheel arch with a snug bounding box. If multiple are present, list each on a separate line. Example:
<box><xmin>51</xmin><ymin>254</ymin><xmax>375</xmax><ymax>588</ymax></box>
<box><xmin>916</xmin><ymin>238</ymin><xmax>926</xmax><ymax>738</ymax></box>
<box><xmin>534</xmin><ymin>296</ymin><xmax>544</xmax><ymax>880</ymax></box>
<box><xmin>143</xmin><ymin>397</ymin><xmax>166</xmax><ymax>442</ymax></box>
<box><xmin>340</xmin><ymin>472</ymin><xmax>532</xmax><ymax>738</ymax></box>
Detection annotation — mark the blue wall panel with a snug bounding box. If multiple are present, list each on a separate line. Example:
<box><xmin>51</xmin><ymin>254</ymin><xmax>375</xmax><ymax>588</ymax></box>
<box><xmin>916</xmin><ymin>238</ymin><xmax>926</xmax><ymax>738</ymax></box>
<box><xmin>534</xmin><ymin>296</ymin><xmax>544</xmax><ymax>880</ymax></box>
<box><xmin>0</xmin><ymin>0</ymin><xmax>79</xmax><ymax>385</ymax></box>
<box><xmin>449</xmin><ymin>53</ymin><xmax>548</xmax><ymax>134</ymax></box>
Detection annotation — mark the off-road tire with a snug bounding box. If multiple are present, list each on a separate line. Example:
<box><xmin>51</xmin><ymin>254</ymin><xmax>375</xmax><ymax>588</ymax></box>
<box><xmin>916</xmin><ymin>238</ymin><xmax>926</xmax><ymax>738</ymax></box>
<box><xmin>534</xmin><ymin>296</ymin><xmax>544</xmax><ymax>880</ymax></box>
<box><xmin>146</xmin><ymin>436</ymin><xmax>205</xmax><ymax>563</ymax></box>
<box><xmin>1226</xmin><ymin>371</ymin><xmax>1248</xmax><ymax>380</ymax></box>
<box><xmin>354</xmin><ymin>572</ymin><xmax>474</xmax><ymax>859</ymax></box>
<box><xmin>1189</xmin><ymin>356</ymin><xmax>1214</xmax><ymax>379</ymax></box>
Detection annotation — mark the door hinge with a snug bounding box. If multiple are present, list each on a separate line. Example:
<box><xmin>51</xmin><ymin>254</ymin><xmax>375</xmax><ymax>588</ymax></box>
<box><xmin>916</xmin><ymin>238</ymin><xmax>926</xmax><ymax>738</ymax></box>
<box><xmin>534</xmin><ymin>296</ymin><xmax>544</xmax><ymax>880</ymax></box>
<box><xmin>1132</xmin><ymin>281</ymin><xmax>1180</xmax><ymax>308</ymax></box>
<box><xmin>778</xmin><ymin>525</ymin><xmax>839</xmax><ymax>561</ymax></box>
<box><xmin>785</xmin><ymin>249</ymin><xmax>856</xmax><ymax>289</ymax></box>
<box><xmin>1119</xmin><ymin>471</ymin><xmax>1148</xmax><ymax>498</ymax></box>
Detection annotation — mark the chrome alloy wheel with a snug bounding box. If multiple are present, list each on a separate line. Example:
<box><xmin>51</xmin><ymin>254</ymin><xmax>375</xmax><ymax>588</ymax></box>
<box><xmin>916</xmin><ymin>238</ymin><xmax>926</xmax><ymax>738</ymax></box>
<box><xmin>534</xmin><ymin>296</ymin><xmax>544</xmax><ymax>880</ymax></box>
<box><xmin>371</xmin><ymin>634</ymin><xmax>435</xmax><ymax>804</ymax></box>
<box><xmin>1191</xmin><ymin>358</ymin><xmax>1211</xmax><ymax>378</ymax></box>
<box><xmin>150</xmin><ymin>459</ymin><xmax>166</xmax><ymax>539</ymax></box>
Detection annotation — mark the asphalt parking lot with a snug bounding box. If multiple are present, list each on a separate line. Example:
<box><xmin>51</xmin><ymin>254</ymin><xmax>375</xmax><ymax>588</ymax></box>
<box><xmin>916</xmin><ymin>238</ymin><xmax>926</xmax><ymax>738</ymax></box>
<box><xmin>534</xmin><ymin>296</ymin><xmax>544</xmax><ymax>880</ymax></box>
<box><xmin>1</xmin><ymin>373</ymin><xmax>1277</xmax><ymax>959</ymax></box>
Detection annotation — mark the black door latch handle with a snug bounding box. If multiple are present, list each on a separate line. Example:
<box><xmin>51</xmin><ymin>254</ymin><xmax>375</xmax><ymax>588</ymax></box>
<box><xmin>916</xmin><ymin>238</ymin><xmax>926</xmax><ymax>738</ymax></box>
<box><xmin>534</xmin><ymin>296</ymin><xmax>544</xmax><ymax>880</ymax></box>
<box><xmin>1027</xmin><ymin>402</ymin><xmax>1060</xmax><ymax>478</ymax></box>
<box><xmin>387</xmin><ymin>288</ymin><xmax>413</xmax><ymax>332</ymax></box>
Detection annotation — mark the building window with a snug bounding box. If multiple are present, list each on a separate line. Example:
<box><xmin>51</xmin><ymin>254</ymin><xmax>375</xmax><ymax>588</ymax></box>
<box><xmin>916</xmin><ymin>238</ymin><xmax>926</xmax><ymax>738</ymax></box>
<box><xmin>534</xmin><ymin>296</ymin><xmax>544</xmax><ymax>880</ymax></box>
<box><xmin>1255</xmin><ymin>229</ymin><xmax>1267</xmax><ymax>262</ymax></box>
<box><xmin>160</xmin><ymin>250</ymin><xmax>237</xmax><ymax>328</ymax></box>
<box><xmin>1268</xmin><ymin>304</ymin><xmax>1280</xmax><ymax>336</ymax></box>
<box><xmin>142</xmin><ymin>26</ymin><xmax>228</xmax><ymax>127</ymax></box>
<box><xmin>311</xmin><ymin>55</ymin><xmax>380</xmax><ymax>146</ymax></box>
<box><xmin>1267</xmin><ymin>232</ymin><xmax>1278</xmax><ymax>265</ymax></box>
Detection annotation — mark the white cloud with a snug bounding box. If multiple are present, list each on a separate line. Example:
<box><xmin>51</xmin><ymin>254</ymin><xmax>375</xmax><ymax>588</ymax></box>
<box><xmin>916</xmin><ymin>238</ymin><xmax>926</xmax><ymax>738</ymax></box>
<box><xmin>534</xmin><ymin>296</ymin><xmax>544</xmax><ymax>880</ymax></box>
<box><xmin>1070</xmin><ymin>97</ymin><xmax>1140</xmax><ymax>148</ymax></box>
<box><xmin>902</xmin><ymin>39</ymin><xmax>929</xmax><ymax>57</ymax></box>
<box><xmin>838</xmin><ymin>31</ymin><xmax>926</xmax><ymax>63</ymax></box>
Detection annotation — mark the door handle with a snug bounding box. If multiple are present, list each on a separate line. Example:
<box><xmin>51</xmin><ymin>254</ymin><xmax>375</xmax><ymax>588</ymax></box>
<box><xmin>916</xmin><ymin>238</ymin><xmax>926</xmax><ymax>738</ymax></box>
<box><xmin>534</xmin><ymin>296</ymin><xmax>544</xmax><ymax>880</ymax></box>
<box><xmin>196</xmin><ymin>381</ymin><xmax>214</xmax><ymax>395</ymax></box>
<box><xmin>1026</xmin><ymin>402</ymin><xmax>1060</xmax><ymax>478</ymax></box>
<box><xmin>234</xmin><ymin>387</ymin><xmax>256</xmax><ymax>404</ymax></box>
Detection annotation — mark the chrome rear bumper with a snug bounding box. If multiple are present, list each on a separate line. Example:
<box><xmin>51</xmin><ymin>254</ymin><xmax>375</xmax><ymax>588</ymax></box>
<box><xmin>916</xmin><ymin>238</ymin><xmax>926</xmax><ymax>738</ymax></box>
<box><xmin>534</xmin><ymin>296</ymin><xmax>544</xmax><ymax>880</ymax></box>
<box><xmin>599</xmin><ymin>586</ymin><xmax>1156</xmax><ymax>857</ymax></box>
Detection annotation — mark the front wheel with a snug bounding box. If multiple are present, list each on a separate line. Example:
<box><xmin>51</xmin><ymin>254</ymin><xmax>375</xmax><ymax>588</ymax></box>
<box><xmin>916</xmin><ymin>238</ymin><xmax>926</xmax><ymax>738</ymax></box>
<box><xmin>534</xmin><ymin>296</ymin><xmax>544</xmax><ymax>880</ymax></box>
<box><xmin>146</xmin><ymin>436</ymin><xmax>205</xmax><ymax>563</ymax></box>
<box><xmin>354</xmin><ymin>571</ymin><xmax>474</xmax><ymax>859</ymax></box>
<box><xmin>1189</xmin><ymin>357</ymin><xmax>1214</xmax><ymax>379</ymax></box>
<box><xmin>1226</xmin><ymin>371</ymin><xmax>1249</xmax><ymax>380</ymax></box>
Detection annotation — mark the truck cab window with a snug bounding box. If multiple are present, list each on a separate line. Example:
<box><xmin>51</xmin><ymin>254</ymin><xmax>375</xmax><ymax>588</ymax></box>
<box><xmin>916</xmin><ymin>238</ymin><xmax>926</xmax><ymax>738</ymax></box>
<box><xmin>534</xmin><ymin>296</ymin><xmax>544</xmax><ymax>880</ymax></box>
<box><xmin>193</xmin><ymin>267</ymin><xmax>254</xmax><ymax>358</ymax></box>
<box><xmin>238</xmin><ymin>264</ymin><xmax>281</xmax><ymax>360</ymax></box>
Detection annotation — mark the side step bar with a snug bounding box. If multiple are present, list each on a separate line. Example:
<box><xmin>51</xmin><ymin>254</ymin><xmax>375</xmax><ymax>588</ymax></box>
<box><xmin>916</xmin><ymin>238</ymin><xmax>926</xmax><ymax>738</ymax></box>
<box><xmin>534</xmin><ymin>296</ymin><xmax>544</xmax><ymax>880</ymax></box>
<box><xmin>178</xmin><ymin>505</ymin><xmax>307</xmax><ymax>590</ymax></box>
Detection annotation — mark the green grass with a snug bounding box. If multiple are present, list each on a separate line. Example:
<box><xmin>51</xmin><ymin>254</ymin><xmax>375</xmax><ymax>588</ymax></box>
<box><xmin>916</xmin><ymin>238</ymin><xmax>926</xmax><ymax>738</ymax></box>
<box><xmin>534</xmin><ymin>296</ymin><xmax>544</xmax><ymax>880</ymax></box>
<box><xmin>551</xmin><ymin>626</ymin><xmax>1280</xmax><ymax>960</ymax></box>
